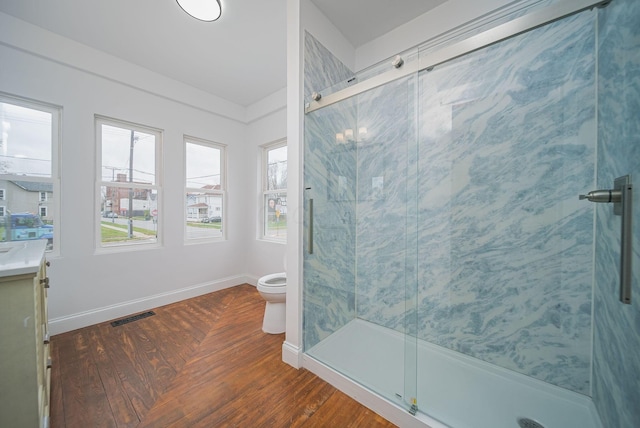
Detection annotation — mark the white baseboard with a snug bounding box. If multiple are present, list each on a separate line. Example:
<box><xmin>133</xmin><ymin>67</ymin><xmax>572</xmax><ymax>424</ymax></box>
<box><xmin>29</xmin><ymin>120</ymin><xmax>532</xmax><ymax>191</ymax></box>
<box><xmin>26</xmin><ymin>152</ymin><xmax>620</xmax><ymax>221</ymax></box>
<box><xmin>282</xmin><ymin>340</ymin><xmax>302</xmax><ymax>368</ymax></box>
<box><xmin>244</xmin><ymin>273</ymin><xmax>259</xmax><ymax>287</ymax></box>
<box><xmin>49</xmin><ymin>274</ymin><xmax>250</xmax><ymax>335</ymax></box>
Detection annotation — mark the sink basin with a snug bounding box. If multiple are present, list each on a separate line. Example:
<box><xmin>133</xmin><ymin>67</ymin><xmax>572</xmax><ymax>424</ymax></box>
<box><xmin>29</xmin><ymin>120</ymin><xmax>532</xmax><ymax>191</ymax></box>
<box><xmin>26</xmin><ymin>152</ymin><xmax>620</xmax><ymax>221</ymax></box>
<box><xmin>0</xmin><ymin>242</ymin><xmax>26</xmax><ymax>256</ymax></box>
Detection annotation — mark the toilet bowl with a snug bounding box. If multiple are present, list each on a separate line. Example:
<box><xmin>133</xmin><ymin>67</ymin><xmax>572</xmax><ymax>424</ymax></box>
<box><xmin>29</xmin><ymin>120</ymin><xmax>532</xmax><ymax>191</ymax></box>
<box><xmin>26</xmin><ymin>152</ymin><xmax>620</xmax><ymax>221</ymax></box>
<box><xmin>256</xmin><ymin>272</ymin><xmax>286</xmax><ymax>334</ymax></box>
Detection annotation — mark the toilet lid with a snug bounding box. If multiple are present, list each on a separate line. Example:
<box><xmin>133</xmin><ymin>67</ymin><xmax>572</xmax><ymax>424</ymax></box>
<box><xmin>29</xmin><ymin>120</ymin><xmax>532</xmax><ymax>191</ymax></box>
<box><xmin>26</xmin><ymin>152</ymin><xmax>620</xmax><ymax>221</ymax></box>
<box><xmin>264</xmin><ymin>276</ymin><xmax>286</xmax><ymax>286</ymax></box>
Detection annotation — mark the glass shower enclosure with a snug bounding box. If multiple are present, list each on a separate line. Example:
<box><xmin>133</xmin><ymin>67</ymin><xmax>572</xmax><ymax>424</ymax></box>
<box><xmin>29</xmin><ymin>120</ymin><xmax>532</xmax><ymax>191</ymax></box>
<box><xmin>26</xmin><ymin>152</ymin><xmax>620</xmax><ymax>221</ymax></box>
<box><xmin>302</xmin><ymin>0</ymin><xmax>639</xmax><ymax>427</ymax></box>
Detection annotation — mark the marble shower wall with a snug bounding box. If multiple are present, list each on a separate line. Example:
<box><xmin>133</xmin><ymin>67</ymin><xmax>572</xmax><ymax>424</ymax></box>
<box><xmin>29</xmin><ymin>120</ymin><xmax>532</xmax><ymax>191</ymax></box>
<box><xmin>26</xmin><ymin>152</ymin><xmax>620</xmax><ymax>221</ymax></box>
<box><xmin>354</xmin><ymin>75</ymin><xmax>419</xmax><ymax>332</ymax></box>
<box><xmin>355</xmin><ymin>12</ymin><xmax>597</xmax><ymax>394</ymax></box>
<box><xmin>592</xmin><ymin>0</ymin><xmax>640</xmax><ymax>425</ymax></box>
<box><xmin>303</xmin><ymin>33</ymin><xmax>357</xmax><ymax>351</ymax></box>
<box><xmin>303</xmin><ymin>32</ymin><xmax>354</xmax><ymax>102</ymax></box>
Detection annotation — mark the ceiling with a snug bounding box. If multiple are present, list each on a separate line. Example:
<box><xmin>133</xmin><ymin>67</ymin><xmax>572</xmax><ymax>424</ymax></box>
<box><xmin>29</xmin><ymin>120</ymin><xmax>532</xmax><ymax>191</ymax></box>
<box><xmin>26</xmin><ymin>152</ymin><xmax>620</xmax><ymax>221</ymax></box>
<box><xmin>0</xmin><ymin>0</ymin><xmax>446</xmax><ymax>107</ymax></box>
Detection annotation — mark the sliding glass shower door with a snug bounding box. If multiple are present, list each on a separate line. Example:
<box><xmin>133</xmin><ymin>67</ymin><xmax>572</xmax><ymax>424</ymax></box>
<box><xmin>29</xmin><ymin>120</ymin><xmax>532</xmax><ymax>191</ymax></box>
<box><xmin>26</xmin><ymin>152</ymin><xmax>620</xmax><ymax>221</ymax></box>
<box><xmin>303</xmin><ymin>71</ymin><xmax>420</xmax><ymax>412</ymax></box>
<box><xmin>412</xmin><ymin>8</ymin><xmax>598</xmax><ymax>426</ymax></box>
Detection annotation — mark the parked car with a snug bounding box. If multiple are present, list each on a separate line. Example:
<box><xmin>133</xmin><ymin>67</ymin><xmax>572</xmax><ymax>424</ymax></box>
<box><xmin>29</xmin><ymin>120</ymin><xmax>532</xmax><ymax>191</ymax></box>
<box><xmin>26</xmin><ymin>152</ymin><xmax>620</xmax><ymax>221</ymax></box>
<box><xmin>208</xmin><ymin>216</ymin><xmax>222</xmax><ymax>223</ymax></box>
<box><xmin>103</xmin><ymin>211</ymin><xmax>119</xmax><ymax>218</ymax></box>
<box><xmin>1</xmin><ymin>212</ymin><xmax>54</xmax><ymax>249</ymax></box>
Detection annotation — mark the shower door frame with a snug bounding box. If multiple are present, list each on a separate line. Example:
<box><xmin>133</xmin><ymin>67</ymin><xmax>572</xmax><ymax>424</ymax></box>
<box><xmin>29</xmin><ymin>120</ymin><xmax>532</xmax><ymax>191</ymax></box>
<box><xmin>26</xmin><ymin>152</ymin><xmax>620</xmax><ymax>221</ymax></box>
<box><xmin>305</xmin><ymin>0</ymin><xmax>611</xmax><ymax>115</ymax></box>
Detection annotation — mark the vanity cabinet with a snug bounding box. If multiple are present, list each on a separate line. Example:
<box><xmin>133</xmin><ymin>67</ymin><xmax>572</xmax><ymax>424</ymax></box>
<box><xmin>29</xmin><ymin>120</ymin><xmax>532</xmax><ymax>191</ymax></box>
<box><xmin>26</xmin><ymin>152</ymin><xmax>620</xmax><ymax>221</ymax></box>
<box><xmin>0</xmin><ymin>240</ymin><xmax>50</xmax><ymax>428</ymax></box>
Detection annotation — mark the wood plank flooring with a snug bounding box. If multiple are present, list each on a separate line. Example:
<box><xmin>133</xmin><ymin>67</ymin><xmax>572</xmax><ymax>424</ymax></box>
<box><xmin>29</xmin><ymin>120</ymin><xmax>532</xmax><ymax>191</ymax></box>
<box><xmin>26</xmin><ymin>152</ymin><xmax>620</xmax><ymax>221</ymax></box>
<box><xmin>50</xmin><ymin>284</ymin><xmax>397</xmax><ymax>427</ymax></box>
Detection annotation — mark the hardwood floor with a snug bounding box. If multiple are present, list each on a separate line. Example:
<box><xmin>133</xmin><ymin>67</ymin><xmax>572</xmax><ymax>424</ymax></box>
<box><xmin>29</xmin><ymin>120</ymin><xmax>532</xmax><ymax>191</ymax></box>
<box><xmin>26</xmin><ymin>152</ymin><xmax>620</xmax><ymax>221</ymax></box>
<box><xmin>50</xmin><ymin>284</ymin><xmax>397</xmax><ymax>427</ymax></box>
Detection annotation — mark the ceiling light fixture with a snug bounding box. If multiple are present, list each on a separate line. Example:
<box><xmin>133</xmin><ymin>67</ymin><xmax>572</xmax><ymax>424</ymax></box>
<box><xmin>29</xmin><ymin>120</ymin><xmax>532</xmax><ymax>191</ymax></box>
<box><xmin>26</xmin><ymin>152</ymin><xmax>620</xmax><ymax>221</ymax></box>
<box><xmin>176</xmin><ymin>0</ymin><xmax>222</xmax><ymax>22</ymax></box>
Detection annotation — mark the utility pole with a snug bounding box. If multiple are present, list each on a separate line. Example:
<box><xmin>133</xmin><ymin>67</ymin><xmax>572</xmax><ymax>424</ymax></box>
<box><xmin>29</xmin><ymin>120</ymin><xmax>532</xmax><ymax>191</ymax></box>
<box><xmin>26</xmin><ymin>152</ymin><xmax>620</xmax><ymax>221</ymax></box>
<box><xmin>128</xmin><ymin>130</ymin><xmax>135</xmax><ymax>238</ymax></box>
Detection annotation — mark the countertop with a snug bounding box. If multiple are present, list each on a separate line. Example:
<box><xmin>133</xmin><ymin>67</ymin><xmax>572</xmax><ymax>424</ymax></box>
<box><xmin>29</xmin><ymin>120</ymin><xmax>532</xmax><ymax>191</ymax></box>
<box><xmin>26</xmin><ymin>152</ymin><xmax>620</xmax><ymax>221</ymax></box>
<box><xmin>0</xmin><ymin>240</ymin><xmax>46</xmax><ymax>278</ymax></box>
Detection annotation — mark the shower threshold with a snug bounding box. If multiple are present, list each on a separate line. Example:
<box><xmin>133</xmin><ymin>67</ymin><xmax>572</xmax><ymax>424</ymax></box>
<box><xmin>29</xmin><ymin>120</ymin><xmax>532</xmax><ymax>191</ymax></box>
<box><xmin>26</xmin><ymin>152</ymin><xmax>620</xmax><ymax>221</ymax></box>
<box><xmin>306</xmin><ymin>319</ymin><xmax>602</xmax><ymax>428</ymax></box>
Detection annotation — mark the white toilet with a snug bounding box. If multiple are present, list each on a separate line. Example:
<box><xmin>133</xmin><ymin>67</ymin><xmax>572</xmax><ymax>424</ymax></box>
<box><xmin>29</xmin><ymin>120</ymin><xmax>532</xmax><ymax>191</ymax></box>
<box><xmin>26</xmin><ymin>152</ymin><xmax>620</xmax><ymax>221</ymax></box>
<box><xmin>256</xmin><ymin>272</ymin><xmax>286</xmax><ymax>334</ymax></box>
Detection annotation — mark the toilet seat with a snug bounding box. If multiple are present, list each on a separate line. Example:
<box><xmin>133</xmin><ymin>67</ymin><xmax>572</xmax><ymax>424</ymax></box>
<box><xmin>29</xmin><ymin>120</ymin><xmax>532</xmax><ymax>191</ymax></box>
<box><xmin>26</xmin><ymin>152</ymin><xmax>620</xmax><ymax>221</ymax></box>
<box><xmin>257</xmin><ymin>272</ymin><xmax>286</xmax><ymax>294</ymax></box>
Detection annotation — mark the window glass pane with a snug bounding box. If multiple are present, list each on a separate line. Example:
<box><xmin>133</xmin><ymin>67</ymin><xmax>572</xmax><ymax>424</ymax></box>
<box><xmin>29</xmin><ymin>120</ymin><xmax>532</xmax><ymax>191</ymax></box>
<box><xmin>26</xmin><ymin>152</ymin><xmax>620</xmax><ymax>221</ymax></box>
<box><xmin>0</xmin><ymin>102</ymin><xmax>52</xmax><ymax>177</ymax></box>
<box><xmin>101</xmin><ymin>125</ymin><xmax>156</xmax><ymax>185</ymax></box>
<box><xmin>100</xmin><ymin>186</ymin><xmax>157</xmax><ymax>246</ymax></box>
<box><xmin>97</xmin><ymin>118</ymin><xmax>160</xmax><ymax>250</ymax></box>
<box><xmin>186</xmin><ymin>142</ymin><xmax>221</xmax><ymax>188</ymax></box>
<box><xmin>185</xmin><ymin>139</ymin><xmax>224</xmax><ymax>242</ymax></box>
<box><xmin>186</xmin><ymin>193</ymin><xmax>223</xmax><ymax>240</ymax></box>
<box><xmin>264</xmin><ymin>193</ymin><xmax>286</xmax><ymax>240</ymax></box>
<box><xmin>267</xmin><ymin>145</ymin><xmax>287</xmax><ymax>191</ymax></box>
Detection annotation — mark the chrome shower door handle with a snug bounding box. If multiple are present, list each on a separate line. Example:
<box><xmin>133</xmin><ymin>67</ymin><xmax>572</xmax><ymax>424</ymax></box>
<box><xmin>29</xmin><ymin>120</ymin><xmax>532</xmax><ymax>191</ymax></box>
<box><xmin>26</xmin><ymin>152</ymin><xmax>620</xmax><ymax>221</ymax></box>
<box><xmin>617</xmin><ymin>176</ymin><xmax>633</xmax><ymax>304</ymax></box>
<box><xmin>580</xmin><ymin>175</ymin><xmax>633</xmax><ymax>304</ymax></box>
<box><xmin>308</xmin><ymin>198</ymin><xmax>314</xmax><ymax>254</ymax></box>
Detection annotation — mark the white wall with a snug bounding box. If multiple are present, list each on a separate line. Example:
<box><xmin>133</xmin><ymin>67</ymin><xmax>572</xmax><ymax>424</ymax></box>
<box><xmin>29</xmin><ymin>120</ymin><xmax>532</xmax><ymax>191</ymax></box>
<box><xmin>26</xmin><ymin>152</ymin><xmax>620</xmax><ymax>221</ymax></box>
<box><xmin>354</xmin><ymin>0</ymin><xmax>522</xmax><ymax>71</ymax></box>
<box><xmin>0</xmin><ymin>12</ymin><xmax>287</xmax><ymax>334</ymax></box>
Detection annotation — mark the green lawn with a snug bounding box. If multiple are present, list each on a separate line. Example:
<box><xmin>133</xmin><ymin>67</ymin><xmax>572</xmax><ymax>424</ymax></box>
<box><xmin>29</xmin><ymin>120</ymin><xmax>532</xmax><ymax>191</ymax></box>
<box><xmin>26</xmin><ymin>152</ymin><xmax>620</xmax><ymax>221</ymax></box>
<box><xmin>100</xmin><ymin>226</ymin><xmax>129</xmax><ymax>242</ymax></box>
<box><xmin>100</xmin><ymin>222</ymin><xmax>156</xmax><ymax>243</ymax></box>
<box><xmin>267</xmin><ymin>220</ymin><xmax>287</xmax><ymax>230</ymax></box>
<box><xmin>187</xmin><ymin>221</ymin><xmax>222</xmax><ymax>230</ymax></box>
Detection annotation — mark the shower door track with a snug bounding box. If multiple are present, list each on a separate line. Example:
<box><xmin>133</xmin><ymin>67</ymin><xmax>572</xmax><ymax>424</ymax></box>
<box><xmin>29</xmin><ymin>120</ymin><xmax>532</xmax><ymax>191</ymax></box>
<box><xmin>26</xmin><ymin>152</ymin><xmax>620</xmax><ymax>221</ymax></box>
<box><xmin>305</xmin><ymin>0</ymin><xmax>611</xmax><ymax>114</ymax></box>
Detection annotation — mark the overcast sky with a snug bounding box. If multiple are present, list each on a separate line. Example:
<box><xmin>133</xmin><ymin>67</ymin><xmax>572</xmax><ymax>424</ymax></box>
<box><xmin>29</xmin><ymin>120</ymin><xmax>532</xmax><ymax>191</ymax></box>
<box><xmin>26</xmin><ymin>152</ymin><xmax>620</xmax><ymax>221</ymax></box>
<box><xmin>101</xmin><ymin>124</ymin><xmax>156</xmax><ymax>185</ymax></box>
<box><xmin>2</xmin><ymin>101</ymin><xmax>284</xmax><ymax>192</ymax></box>
<box><xmin>0</xmin><ymin>102</ymin><xmax>52</xmax><ymax>177</ymax></box>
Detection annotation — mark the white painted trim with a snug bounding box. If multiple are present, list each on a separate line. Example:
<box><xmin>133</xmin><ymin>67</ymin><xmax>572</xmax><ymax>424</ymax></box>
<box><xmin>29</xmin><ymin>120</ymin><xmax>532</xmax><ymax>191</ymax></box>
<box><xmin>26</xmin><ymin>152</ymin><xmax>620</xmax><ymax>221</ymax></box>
<box><xmin>282</xmin><ymin>341</ymin><xmax>303</xmax><ymax>368</ymax></box>
<box><xmin>49</xmin><ymin>275</ymin><xmax>249</xmax><ymax>334</ymax></box>
<box><xmin>284</xmin><ymin>0</ymin><xmax>305</xmax><ymax>366</ymax></box>
<box><xmin>302</xmin><ymin>354</ymin><xmax>442</xmax><ymax>428</ymax></box>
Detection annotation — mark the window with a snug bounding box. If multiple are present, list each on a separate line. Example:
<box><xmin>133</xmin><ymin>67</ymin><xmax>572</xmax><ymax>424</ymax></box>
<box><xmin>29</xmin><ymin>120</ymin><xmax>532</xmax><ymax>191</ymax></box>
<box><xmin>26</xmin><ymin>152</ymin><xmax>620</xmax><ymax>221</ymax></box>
<box><xmin>0</xmin><ymin>94</ymin><xmax>59</xmax><ymax>252</ymax></box>
<box><xmin>39</xmin><ymin>206</ymin><xmax>47</xmax><ymax>218</ymax></box>
<box><xmin>39</xmin><ymin>191</ymin><xmax>47</xmax><ymax>202</ymax></box>
<box><xmin>262</xmin><ymin>140</ymin><xmax>287</xmax><ymax>241</ymax></box>
<box><xmin>184</xmin><ymin>136</ymin><xmax>226</xmax><ymax>241</ymax></box>
<box><xmin>96</xmin><ymin>116</ymin><xmax>161</xmax><ymax>249</ymax></box>
<box><xmin>0</xmin><ymin>207</ymin><xmax>4</xmax><ymax>217</ymax></box>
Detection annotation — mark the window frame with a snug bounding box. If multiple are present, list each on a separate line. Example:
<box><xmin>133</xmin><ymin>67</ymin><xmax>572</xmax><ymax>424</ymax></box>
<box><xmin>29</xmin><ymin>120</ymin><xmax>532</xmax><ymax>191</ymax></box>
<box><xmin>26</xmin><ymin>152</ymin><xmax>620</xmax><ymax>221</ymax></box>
<box><xmin>260</xmin><ymin>139</ymin><xmax>287</xmax><ymax>242</ymax></box>
<box><xmin>0</xmin><ymin>93</ymin><xmax>61</xmax><ymax>255</ymax></box>
<box><xmin>95</xmin><ymin>115</ymin><xmax>162</xmax><ymax>252</ymax></box>
<box><xmin>183</xmin><ymin>135</ymin><xmax>227</xmax><ymax>243</ymax></box>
